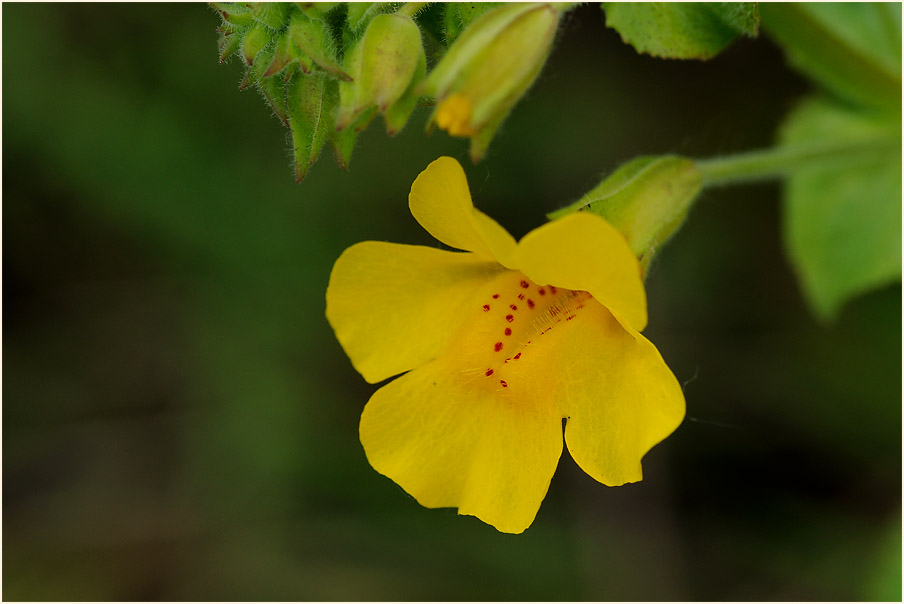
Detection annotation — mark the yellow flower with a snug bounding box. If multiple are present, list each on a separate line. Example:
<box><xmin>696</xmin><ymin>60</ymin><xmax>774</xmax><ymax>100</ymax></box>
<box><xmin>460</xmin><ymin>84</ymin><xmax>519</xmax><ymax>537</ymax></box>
<box><xmin>326</xmin><ymin>157</ymin><xmax>685</xmax><ymax>534</ymax></box>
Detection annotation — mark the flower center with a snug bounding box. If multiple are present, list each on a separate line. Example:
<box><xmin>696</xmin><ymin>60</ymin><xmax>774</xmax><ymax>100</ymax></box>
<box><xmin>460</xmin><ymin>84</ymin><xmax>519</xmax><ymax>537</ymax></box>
<box><xmin>454</xmin><ymin>271</ymin><xmax>591</xmax><ymax>393</ymax></box>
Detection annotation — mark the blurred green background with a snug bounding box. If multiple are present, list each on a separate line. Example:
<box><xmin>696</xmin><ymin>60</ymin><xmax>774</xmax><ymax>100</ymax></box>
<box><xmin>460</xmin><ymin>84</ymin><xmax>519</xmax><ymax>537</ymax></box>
<box><xmin>3</xmin><ymin>3</ymin><xmax>901</xmax><ymax>600</ymax></box>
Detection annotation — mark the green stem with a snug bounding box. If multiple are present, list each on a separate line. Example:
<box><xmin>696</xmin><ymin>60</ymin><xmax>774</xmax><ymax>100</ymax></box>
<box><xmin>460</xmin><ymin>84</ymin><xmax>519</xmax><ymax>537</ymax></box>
<box><xmin>695</xmin><ymin>136</ymin><xmax>898</xmax><ymax>187</ymax></box>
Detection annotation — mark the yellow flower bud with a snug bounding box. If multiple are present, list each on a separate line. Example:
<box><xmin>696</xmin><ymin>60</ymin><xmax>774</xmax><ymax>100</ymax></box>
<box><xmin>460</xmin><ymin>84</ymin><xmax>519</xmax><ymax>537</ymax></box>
<box><xmin>421</xmin><ymin>3</ymin><xmax>562</xmax><ymax>160</ymax></box>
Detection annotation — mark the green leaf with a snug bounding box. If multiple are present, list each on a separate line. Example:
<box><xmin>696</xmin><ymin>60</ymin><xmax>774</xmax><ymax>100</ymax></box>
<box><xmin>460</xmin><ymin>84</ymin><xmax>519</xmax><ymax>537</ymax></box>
<box><xmin>781</xmin><ymin>97</ymin><xmax>902</xmax><ymax>320</ymax></box>
<box><xmin>761</xmin><ymin>3</ymin><xmax>901</xmax><ymax>112</ymax></box>
<box><xmin>602</xmin><ymin>2</ymin><xmax>759</xmax><ymax>60</ymax></box>
<box><xmin>549</xmin><ymin>155</ymin><xmax>703</xmax><ymax>269</ymax></box>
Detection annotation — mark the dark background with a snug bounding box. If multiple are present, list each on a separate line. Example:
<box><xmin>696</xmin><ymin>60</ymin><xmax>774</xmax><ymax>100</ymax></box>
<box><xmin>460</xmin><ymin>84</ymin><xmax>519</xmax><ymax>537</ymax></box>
<box><xmin>4</xmin><ymin>3</ymin><xmax>901</xmax><ymax>600</ymax></box>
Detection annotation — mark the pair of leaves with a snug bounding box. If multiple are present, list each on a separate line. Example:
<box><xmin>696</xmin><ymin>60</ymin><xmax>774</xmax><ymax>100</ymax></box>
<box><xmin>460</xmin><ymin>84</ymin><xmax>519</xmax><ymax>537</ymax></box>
<box><xmin>598</xmin><ymin>3</ymin><xmax>901</xmax><ymax>320</ymax></box>
<box><xmin>766</xmin><ymin>4</ymin><xmax>901</xmax><ymax>320</ymax></box>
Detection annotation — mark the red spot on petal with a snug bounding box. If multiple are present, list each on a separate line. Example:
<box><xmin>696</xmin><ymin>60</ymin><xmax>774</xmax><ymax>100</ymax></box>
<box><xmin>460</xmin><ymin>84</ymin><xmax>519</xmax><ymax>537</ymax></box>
<box><xmin>517</xmin><ymin>293</ymin><xmax>525</xmax><ymax>300</ymax></box>
<box><xmin>549</xmin><ymin>286</ymin><xmax>558</xmax><ymax>294</ymax></box>
<box><xmin>566</xmin><ymin>314</ymin><xmax>576</xmax><ymax>321</ymax></box>
<box><xmin>485</xmin><ymin>368</ymin><xmax>494</xmax><ymax>376</ymax></box>
<box><xmin>499</xmin><ymin>380</ymin><xmax>508</xmax><ymax>388</ymax></box>
<box><xmin>504</xmin><ymin>328</ymin><xmax>512</xmax><ymax>336</ymax></box>
<box><xmin>510</xmin><ymin>304</ymin><xmax>518</xmax><ymax>311</ymax></box>
<box><xmin>520</xmin><ymin>280</ymin><xmax>529</xmax><ymax>288</ymax></box>
<box><xmin>538</xmin><ymin>288</ymin><xmax>546</xmax><ymax>295</ymax></box>
<box><xmin>505</xmin><ymin>314</ymin><xmax>514</xmax><ymax>322</ymax></box>
<box><xmin>513</xmin><ymin>352</ymin><xmax>521</xmax><ymax>360</ymax></box>
<box><xmin>494</xmin><ymin>342</ymin><xmax>503</xmax><ymax>352</ymax></box>
<box><xmin>482</xmin><ymin>304</ymin><xmax>490</xmax><ymax>311</ymax></box>
<box><xmin>492</xmin><ymin>294</ymin><xmax>499</xmax><ymax>299</ymax></box>
<box><xmin>527</xmin><ymin>299</ymin><xmax>535</xmax><ymax>309</ymax></box>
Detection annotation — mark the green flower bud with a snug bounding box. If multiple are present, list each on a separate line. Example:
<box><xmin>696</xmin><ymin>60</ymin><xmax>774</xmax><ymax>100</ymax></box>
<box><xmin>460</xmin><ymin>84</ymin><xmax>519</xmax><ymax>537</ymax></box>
<box><xmin>337</xmin><ymin>13</ymin><xmax>425</xmax><ymax>131</ymax></box>
<box><xmin>421</xmin><ymin>3</ymin><xmax>562</xmax><ymax>161</ymax></box>
<box><xmin>549</xmin><ymin>156</ymin><xmax>704</xmax><ymax>272</ymax></box>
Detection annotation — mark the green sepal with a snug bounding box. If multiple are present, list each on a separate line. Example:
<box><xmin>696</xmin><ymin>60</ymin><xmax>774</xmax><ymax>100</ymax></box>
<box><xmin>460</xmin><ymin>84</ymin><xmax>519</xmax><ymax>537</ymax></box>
<box><xmin>259</xmin><ymin>76</ymin><xmax>290</xmax><ymax>126</ymax></box>
<box><xmin>282</xmin><ymin>61</ymin><xmax>301</xmax><ymax>82</ymax></box>
<box><xmin>242</xmin><ymin>21</ymin><xmax>272</xmax><ymax>65</ymax></box>
<box><xmin>213</xmin><ymin>2</ymin><xmax>255</xmax><ymax>27</ymax></box>
<box><xmin>602</xmin><ymin>2</ymin><xmax>759</xmax><ymax>60</ymax></box>
<box><xmin>264</xmin><ymin>29</ymin><xmax>293</xmax><ymax>77</ymax></box>
<box><xmin>298</xmin><ymin>3</ymin><xmax>342</xmax><ymax>20</ymax></box>
<box><xmin>444</xmin><ymin>2</ymin><xmax>502</xmax><ymax>45</ymax></box>
<box><xmin>330</xmin><ymin>120</ymin><xmax>357</xmax><ymax>171</ymax></box>
<box><xmin>780</xmin><ymin>96</ymin><xmax>902</xmax><ymax>320</ymax></box>
<box><xmin>351</xmin><ymin>106</ymin><xmax>378</xmax><ymax>133</ymax></box>
<box><xmin>218</xmin><ymin>30</ymin><xmax>242</xmax><ymax>63</ymax></box>
<box><xmin>336</xmin><ymin>33</ymin><xmax>365</xmax><ymax>128</ymax></box>
<box><xmin>346</xmin><ymin>3</ymin><xmax>387</xmax><ymax>31</ymax></box>
<box><xmin>466</xmin><ymin>111</ymin><xmax>505</xmax><ymax>163</ymax></box>
<box><xmin>254</xmin><ymin>46</ymin><xmax>290</xmax><ymax>127</ymax></box>
<box><xmin>287</xmin><ymin>72</ymin><xmax>334</xmax><ymax>182</ymax></box>
<box><xmin>252</xmin><ymin>2</ymin><xmax>291</xmax><ymax>30</ymax></box>
<box><xmin>549</xmin><ymin>155</ymin><xmax>703</xmax><ymax>270</ymax></box>
<box><xmin>760</xmin><ymin>3</ymin><xmax>901</xmax><ymax>113</ymax></box>
<box><xmin>289</xmin><ymin>11</ymin><xmax>351</xmax><ymax>80</ymax></box>
<box><xmin>238</xmin><ymin>66</ymin><xmax>253</xmax><ymax>90</ymax></box>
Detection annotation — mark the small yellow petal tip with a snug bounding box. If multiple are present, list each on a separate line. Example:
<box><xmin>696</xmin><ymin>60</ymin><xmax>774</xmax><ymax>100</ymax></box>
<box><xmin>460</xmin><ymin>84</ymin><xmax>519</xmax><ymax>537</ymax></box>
<box><xmin>436</xmin><ymin>94</ymin><xmax>476</xmax><ymax>137</ymax></box>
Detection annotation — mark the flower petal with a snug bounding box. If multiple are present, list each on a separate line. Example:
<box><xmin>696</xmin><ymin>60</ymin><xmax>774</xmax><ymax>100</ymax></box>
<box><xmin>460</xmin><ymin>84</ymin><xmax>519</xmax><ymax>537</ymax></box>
<box><xmin>326</xmin><ymin>241</ymin><xmax>502</xmax><ymax>383</ymax></box>
<box><xmin>515</xmin><ymin>212</ymin><xmax>648</xmax><ymax>331</ymax></box>
<box><xmin>408</xmin><ymin>156</ymin><xmax>517</xmax><ymax>267</ymax></box>
<box><xmin>359</xmin><ymin>357</ymin><xmax>563</xmax><ymax>534</ymax></box>
<box><xmin>518</xmin><ymin>298</ymin><xmax>684</xmax><ymax>485</ymax></box>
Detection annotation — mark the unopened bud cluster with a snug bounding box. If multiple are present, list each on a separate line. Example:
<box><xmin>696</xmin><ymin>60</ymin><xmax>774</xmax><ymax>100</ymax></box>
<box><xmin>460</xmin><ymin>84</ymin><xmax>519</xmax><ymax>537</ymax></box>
<box><xmin>212</xmin><ymin>2</ymin><xmax>573</xmax><ymax>182</ymax></box>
